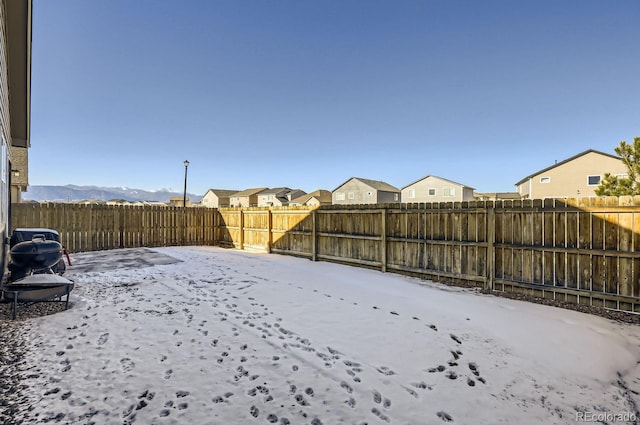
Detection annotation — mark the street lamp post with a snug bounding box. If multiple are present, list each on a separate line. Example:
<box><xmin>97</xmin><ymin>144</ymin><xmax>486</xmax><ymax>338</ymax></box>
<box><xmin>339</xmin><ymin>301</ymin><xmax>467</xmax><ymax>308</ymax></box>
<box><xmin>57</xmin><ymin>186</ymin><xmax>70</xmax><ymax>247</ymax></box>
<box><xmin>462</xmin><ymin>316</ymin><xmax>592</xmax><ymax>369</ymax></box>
<box><xmin>182</xmin><ymin>160</ymin><xmax>189</xmax><ymax>245</ymax></box>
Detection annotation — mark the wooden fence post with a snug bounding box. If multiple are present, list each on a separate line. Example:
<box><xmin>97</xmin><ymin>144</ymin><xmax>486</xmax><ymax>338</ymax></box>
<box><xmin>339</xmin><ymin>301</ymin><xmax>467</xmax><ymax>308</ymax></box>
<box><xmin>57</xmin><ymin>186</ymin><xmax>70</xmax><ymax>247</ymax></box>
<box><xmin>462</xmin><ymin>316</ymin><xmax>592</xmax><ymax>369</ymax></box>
<box><xmin>381</xmin><ymin>208</ymin><xmax>387</xmax><ymax>272</ymax></box>
<box><xmin>119</xmin><ymin>206</ymin><xmax>125</xmax><ymax>249</ymax></box>
<box><xmin>239</xmin><ymin>210</ymin><xmax>244</xmax><ymax>250</ymax></box>
<box><xmin>214</xmin><ymin>208</ymin><xmax>219</xmax><ymax>246</ymax></box>
<box><xmin>486</xmin><ymin>204</ymin><xmax>495</xmax><ymax>291</ymax></box>
<box><xmin>267</xmin><ymin>209</ymin><xmax>273</xmax><ymax>253</ymax></box>
<box><xmin>312</xmin><ymin>209</ymin><xmax>317</xmax><ymax>261</ymax></box>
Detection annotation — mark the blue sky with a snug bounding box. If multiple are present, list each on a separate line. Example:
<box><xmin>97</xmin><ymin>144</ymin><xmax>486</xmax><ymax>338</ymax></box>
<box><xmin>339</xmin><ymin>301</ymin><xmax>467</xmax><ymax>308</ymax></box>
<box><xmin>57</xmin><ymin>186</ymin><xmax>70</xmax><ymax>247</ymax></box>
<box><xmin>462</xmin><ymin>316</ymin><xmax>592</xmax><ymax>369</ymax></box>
<box><xmin>30</xmin><ymin>0</ymin><xmax>640</xmax><ymax>196</ymax></box>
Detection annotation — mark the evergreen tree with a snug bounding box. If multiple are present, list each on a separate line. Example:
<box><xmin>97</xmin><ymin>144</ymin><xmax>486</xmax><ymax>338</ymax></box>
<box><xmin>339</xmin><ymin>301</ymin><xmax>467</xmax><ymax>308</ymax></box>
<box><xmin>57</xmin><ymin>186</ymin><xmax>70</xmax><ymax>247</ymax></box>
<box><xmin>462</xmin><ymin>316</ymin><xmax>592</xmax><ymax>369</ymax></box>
<box><xmin>595</xmin><ymin>137</ymin><xmax>640</xmax><ymax>196</ymax></box>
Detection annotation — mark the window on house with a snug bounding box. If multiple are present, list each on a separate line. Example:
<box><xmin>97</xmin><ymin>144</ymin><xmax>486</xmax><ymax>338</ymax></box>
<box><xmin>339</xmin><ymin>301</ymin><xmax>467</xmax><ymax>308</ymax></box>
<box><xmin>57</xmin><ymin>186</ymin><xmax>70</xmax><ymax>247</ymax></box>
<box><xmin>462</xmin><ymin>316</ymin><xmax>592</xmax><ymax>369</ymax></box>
<box><xmin>335</xmin><ymin>192</ymin><xmax>345</xmax><ymax>201</ymax></box>
<box><xmin>348</xmin><ymin>192</ymin><xmax>355</xmax><ymax>199</ymax></box>
<box><xmin>428</xmin><ymin>189</ymin><xmax>436</xmax><ymax>196</ymax></box>
<box><xmin>443</xmin><ymin>188</ymin><xmax>455</xmax><ymax>197</ymax></box>
<box><xmin>587</xmin><ymin>175</ymin><xmax>601</xmax><ymax>185</ymax></box>
<box><xmin>408</xmin><ymin>189</ymin><xmax>415</xmax><ymax>198</ymax></box>
<box><xmin>394</xmin><ymin>193</ymin><xmax>399</xmax><ymax>201</ymax></box>
<box><xmin>540</xmin><ymin>177</ymin><xmax>551</xmax><ymax>183</ymax></box>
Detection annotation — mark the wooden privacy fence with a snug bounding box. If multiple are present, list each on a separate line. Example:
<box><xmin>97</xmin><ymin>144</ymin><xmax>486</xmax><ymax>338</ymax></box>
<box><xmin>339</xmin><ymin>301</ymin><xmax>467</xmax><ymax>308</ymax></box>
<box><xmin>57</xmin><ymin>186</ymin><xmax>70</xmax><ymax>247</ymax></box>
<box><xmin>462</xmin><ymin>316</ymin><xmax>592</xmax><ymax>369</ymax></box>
<box><xmin>219</xmin><ymin>199</ymin><xmax>640</xmax><ymax>313</ymax></box>
<box><xmin>12</xmin><ymin>198</ymin><xmax>640</xmax><ymax>313</ymax></box>
<box><xmin>12</xmin><ymin>203</ymin><xmax>216</xmax><ymax>251</ymax></box>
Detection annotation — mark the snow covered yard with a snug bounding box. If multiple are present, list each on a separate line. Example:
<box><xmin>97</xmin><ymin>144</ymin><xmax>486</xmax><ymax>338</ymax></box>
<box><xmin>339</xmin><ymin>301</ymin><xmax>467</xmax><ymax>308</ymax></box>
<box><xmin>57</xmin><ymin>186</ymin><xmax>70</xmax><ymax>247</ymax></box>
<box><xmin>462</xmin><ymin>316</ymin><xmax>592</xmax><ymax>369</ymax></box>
<box><xmin>6</xmin><ymin>246</ymin><xmax>640</xmax><ymax>424</ymax></box>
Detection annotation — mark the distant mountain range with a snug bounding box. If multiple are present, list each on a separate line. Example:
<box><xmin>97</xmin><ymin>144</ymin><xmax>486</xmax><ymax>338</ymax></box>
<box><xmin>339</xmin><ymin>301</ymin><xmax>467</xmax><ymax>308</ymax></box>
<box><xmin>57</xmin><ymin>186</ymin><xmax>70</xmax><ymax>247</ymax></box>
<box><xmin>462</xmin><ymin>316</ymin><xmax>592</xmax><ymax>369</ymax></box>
<box><xmin>22</xmin><ymin>185</ymin><xmax>202</xmax><ymax>203</ymax></box>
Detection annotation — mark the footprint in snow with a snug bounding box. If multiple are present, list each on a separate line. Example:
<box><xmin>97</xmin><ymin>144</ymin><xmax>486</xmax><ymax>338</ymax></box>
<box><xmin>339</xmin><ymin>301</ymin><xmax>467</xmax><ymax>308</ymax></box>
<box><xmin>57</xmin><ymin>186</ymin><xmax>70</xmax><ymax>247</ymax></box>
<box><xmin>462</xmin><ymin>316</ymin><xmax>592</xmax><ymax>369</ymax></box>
<box><xmin>97</xmin><ymin>333</ymin><xmax>109</xmax><ymax>346</ymax></box>
<box><xmin>437</xmin><ymin>411</ymin><xmax>453</xmax><ymax>422</ymax></box>
<box><xmin>371</xmin><ymin>407</ymin><xmax>390</xmax><ymax>423</ymax></box>
<box><xmin>249</xmin><ymin>405</ymin><xmax>259</xmax><ymax>418</ymax></box>
<box><xmin>120</xmin><ymin>358</ymin><xmax>135</xmax><ymax>372</ymax></box>
<box><xmin>376</xmin><ymin>366</ymin><xmax>395</xmax><ymax>376</ymax></box>
<box><xmin>340</xmin><ymin>381</ymin><xmax>353</xmax><ymax>394</ymax></box>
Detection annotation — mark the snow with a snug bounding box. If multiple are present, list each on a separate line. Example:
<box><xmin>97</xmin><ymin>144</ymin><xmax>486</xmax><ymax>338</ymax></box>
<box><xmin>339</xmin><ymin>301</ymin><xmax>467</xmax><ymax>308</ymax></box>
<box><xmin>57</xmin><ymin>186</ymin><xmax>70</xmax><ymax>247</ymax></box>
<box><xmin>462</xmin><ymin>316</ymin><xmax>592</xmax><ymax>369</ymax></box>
<box><xmin>14</xmin><ymin>246</ymin><xmax>640</xmax><ymax>424</ymax></box>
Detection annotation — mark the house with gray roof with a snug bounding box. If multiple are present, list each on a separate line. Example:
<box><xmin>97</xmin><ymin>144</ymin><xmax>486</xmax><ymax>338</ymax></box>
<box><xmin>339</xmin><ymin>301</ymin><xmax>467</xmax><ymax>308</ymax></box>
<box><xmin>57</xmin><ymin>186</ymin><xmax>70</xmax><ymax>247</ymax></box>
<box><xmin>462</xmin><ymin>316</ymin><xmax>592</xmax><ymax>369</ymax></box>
<box><xmin>401</xmin><ymin>175</ymin><xmax>475</xmax><ymax>203</ymax></box>
<box><xmin>514</xmin><ymin>149</ymin><xmax>627</xmax><ymax>199</ymax></box>
<box><xmin>257</xmin><ymin>188</ymin><xmax>307</xmax><ymax>207</ymax></box>
<box><xmin>289</xmin><ymin>190</ymin><xmax>332</xmax><ymax>207</ymax></box>
<box><xmin>229</xmin><ymin>188</ymin><xmax>267</xmax><ymax>207</ymax></box>
<box><xmin>332</xmin><ymin>177</ymin><xmax>401</xmax><ymax>205</ymax></box>
<box><xmin>202</xmin><ymin>189</ymin><xmax>239</xmax><ymax>208</ymax></box>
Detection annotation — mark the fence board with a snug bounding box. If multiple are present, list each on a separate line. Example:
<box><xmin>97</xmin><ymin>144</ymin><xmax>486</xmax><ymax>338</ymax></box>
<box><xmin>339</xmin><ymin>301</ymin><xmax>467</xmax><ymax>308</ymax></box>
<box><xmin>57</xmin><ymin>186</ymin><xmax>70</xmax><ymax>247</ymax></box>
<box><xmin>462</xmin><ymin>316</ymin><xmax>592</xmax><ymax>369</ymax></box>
<box><xmin>533</xmin><ymin>251</ymin><xmax>543</xmax><ymax>284</ymax></box>
<box><xmin>592</xmin><ymin>255</ymin><xmax>605</xmax><ymax>293</ymax></box>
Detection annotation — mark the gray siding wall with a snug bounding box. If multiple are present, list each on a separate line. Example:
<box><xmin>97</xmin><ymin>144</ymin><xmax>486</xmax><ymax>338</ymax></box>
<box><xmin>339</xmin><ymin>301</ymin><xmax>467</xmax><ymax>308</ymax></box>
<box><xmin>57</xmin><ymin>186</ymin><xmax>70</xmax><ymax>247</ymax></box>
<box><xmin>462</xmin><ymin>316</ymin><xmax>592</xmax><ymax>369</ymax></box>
<box><xmin>333</xmin><ymin>180</ymin><xmax>377</xmax><ymax>205</ymax></box>
<box><xmin>0</xmin><ymin>2</ymin><xmax>10</xmax><ymax>274</ymax></box>
<box><xmin>333</xmin><ymin>180</ymin><xmax>399</xmax><ymax>205</ymax></box>
<box><xmin>0</xmin><ymin>3</ymin><xmax>9</xmax><ymax>148</ymax></box>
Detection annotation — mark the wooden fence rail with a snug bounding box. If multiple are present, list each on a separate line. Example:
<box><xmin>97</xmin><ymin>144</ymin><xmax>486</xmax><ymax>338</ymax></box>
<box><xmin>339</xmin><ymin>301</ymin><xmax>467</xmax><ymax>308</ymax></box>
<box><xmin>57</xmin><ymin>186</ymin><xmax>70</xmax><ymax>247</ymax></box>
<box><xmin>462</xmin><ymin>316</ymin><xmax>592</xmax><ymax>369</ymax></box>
<box><xmin>12</xmin><ymin>198</ymin><xmax>640</xmax><ymax>313</ymax></box>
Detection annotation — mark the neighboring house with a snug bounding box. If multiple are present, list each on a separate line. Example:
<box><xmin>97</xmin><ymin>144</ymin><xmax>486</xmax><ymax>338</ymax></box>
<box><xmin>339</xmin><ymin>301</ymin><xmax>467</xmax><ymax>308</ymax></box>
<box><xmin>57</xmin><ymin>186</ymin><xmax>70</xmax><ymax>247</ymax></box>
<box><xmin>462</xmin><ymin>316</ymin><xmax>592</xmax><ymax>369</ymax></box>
<box><xmin>515</xmin><ymin>149</ymin><xmax>627</xmax><ymax>199</ymax></box>
<box><xmin>474</xmin><ymin>192</ymin><xmax>523</xmax><ymax>201</ymax></box>
<box><xmin>106</xmin><ymin>199</ymin><xmax>130</xmax><ymax>205</ymax></box>
<box><xmin>229</xmin><ymin>188</ymin><xmax>267</xmax><ymax>207</ymax></box>
<box><xmin>168</xmin><ymin>196</ymin><xmax>190</xmax><ymax>207</ymax></box>
<box><xmin>78</xmin><ymin>200</ymin><xmax>106</xmax><ymax>205</ymax></box>
<box><xmin>284</xmin><ymin>189</ymin><xmax>307</xmax><ymax>204</ymax></box>
<box><xmin>401</xmin><ymin>175</ymin><xmax>475</xmax><ymax>203</ymax></box>
<box><xmin>332</xmin><ymin>177</ymin><xmax>401</xmax><ymax>205</ymax></box>
<box><xmin>289</xmin><ymin>190</ymin><xmax>332</xmax><ymax>207</ymax></box>
<box><xmin>256</xmin><ymin>188</ymin><xmax>307</xmax><ymax>207</ymax></box>
<box><xmin>12</xmin><ymin>147</ymin><xmax>28</xmax><ymax>202</ymax></box>
<box><xmin>201</xmin><ymin>189</ymin><xmax>238</xmax><ymax>208</ymax></box>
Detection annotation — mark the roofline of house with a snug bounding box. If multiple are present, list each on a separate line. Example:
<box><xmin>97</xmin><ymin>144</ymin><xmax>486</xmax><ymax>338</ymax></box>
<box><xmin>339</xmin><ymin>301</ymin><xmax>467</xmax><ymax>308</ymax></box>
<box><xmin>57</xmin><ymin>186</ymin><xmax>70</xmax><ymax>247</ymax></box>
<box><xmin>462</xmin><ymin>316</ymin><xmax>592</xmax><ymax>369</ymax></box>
<box><xmin>332</xmin><ymin>177</ymin><xmax>400</xmax><ymax>192</ymax></box>
<box><xmin>229</xmin><ymin>188</ymin><xmax>268</xmax><ymax>197</ymax></box>
<box><xmin>258</xmin><ymin>187</ymin><xmax>291</xmax><ymax>195</ymax></box>
<box><xmin>514</xmin><ymin>149</ymin><xmax>621</xmax><ymax>186</ymax></box>
<box><xmin>401</xmin><ymin>174</ymin><xmax>475</xmax><ymax>191</ymax></box>
<box><xmin>205</xmin><ymin>189</ymin><xmax>239</xmax><ymax>195</ymax></box>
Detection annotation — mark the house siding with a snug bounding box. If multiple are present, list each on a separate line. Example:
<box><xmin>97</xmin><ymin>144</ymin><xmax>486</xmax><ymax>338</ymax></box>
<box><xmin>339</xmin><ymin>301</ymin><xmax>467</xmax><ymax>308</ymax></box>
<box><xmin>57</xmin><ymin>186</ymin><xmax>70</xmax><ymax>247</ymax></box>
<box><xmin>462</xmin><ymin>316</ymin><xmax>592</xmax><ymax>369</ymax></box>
<box><xmin>229</xmin><ymin>188</ymin><xmax>266</xmax><ymax>207</ymax></box>
<box><xmin>332</xmin><ymin>179</ymin><xmax>400</xmax><ymax>205</ymax></box>
<box><xmin>202</xmin><ymin>190</ymin><xmax>236</xmax><ymax>208</ymax></box>
<box><xmin>257</xmin><ymin>193</ymin><xmax>279</xmax><ymax>207</ymax></box>
<box><xmin>201</xmin><ymin>193</ymin><xmax>219</xmax><ymax>208</ymax></box>
<box><xmin>0</xmin><ymin>3</ymin><xmax>9</xmax><ymax>148</ymax></box>
<box><xmin>257</xmin><ymin>189</ymin><xmax>306</xmax><ymax>207</ymax></box>
<box><xmin>306</xmin><ymin>197</ymin><xmax>320</xmax><ymax>207</ymax></box>
<box><xmin>1</xmin><ymin>1</ymin><xmax>11</xmax><ymax>228</ymax></box>
<box><xmin>517</xmin><ymin>152</ymin><xmax>627</xmax><ymax>199</ymax></box>
<box><xmin>230</xmin><ymin>195</ymin><xmax>259</xmax><ymax>208</ymax></box>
